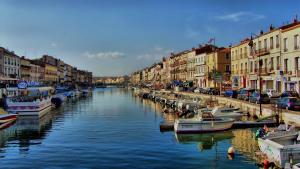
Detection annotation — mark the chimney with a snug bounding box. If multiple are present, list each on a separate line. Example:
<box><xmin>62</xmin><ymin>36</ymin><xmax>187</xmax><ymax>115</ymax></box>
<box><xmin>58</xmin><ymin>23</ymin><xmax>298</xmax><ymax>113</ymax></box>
<box><xmin>294</xmin><ymin>15</ymin><xmax>298</xmax><ymax>23</ymax></box>
<box><xmin>192</xmin><ymin>47</ymin><xmax>195</xmax><ymax>51</ymax></box>
<box><xmin>269</xmin><ymin>24</ymin><xmax>274</xmax><ymax>31</ymax></box>
<box><xmin>260</xmin><ymin>30</ymin><xmax>264</xmax><ymax>35</ymax></box>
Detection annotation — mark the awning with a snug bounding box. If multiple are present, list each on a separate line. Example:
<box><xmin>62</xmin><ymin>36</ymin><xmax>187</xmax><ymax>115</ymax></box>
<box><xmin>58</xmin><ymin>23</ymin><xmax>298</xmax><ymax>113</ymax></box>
<box><xmin>0</xmin><ymin>77</ymin><xmax>19</xmax><ymax>81</ymax></box>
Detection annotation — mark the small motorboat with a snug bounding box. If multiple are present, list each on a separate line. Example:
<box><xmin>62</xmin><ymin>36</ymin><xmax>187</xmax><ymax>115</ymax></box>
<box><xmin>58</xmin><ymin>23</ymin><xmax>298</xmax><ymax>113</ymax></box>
<box><xmin>0</xmin><ymin>114</ymin><xmax>17</xmax><ymax>123</ymax></box>
<box><xmin>174</xmin><ymin>112</ymin><xmax>234</xmax><ymax>134</ymax></box>
<box><xmin>0</xmin><ymin>108</ymin><xmax>17</xmax><ymax>130</ymax></box>
<box><xmin>257</xmin><ymin>124</ymin><xmax>300</xmax><ymax>168</ymax></box>
<box><xmin>211</xmin><ymin>107</ymin><xmax>243</xmax><ymax>119</ymax></box>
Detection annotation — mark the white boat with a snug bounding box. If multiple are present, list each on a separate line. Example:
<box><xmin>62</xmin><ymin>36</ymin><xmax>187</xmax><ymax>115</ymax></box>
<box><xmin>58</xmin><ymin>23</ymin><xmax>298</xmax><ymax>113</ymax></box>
<box><xmin>174</xmin><ymin>112</ymin><xmax>234</xmax><ymax>134</ymax></box>
<box><xmin>5</xmin><ymin>87</ymin><xmax>53</xmax><ymax>117</ymax></box>
<box><xmin>258</xmin><ymin>130</ymin><xmax>300</xmax><ymax>168</ymax></box>
<box><xmin>198</xmin><ymin>107</ymin><xmax>243</xmax><ymax>119</ymax></box>
<box><xmin>211</xmin><ymin>107</ymin><xmax>243</xmax><ymax>119</ymax></box>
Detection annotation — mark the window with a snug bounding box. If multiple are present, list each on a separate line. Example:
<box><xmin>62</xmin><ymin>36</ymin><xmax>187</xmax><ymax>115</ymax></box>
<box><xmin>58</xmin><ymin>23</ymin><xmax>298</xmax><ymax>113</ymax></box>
<box><xmin>276</xmin><ymin>35</ymin><xmax>280</xmax><ymax>48</ymax></box>
<box><xmin>294</xmin><ymin>35</ymin><xmax>299</xmax><ymax>50</ymax></box>
<box><xmin>240</xmin><ymin>48</ymin><xmax>242</xmax><ymax>58</ymax></box>
<box><xmin>270</xmin><ymin>37</ymin><xmax>274</xmax><ymax>49</ymax></box>
<box><xmin>244</xmin><ymin>47</ymin><xmax>247</xmax><ymax>58</ymax></box>
<box><xmin>284</xmin><ymin>38</ymin><xmax>288</xmax><ymax>51</ymax></box>
<box><xmin>264</xmin><ymin>38</ymin><xmax>267</xmax><ymax>50</ymax></box>
<box><xmin>270</xmin><ymin>57</ymin><xmax>274</xmax><ymax>70</ymax></box>
<box><xmin>226</xmin><ymin>65</ymin><xmax>230</xmax><ymax>72</ymax></box>
<box><xmin>277</xmin><ymin>56</ymin><xmax>280</xmax><ymax>69</ymax></box>
<box><xmin>225</xmin><ymin>53</ymin><xmax>230</xmax><ymax>60</ymax></box>
<box><xmin>245</xmin><ymin>62</ymin><xmax>248</xmax><ymax>73</ymax></box>
<box><xmin>241</xmin><ymin>63</ymin><xmax>243</xmax><ymax>73</ymax></box>
<box><xmin>258</xmin><ymin>41</ymin><xmax>262</xmax><ymax>50</ymax></box>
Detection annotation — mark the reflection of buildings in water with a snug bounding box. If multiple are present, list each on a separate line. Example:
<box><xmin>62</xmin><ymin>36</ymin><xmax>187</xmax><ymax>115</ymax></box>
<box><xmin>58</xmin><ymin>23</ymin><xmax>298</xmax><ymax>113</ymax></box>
<box><xmin>0</xmin><ymin>112</ymin><xmax>54</xmax><ymax>155</ymax></box>
<box><xmin>162</xmin><ymin>113</ymin><xmax>176</xmax><ymax>123</ymax></box>
<box><xmin>231</xmin><ymin>129</ymin><xmax>259</xmax><ymax>160</ymax></box>
<box><xmin>175</xmin><ymin>131</ymin><xmax>234</xmax><ymax>151</ymax></box>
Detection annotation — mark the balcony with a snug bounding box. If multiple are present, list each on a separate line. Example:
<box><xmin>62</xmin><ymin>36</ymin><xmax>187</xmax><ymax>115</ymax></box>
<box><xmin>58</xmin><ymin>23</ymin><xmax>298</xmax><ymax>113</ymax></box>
<box><xmin>257</xmin><ymin>48</ymin><xmax>270</xmax><ymax>56</ymax></box>
<box><xmin>260</xmin><ymin>68</ymin><xmax>268</xmax><ymax>75</ymax></box>
<box><xmin>284</xmin><ymin>70</ymin><xmax>293</xmax><ymax>75</ymax></box>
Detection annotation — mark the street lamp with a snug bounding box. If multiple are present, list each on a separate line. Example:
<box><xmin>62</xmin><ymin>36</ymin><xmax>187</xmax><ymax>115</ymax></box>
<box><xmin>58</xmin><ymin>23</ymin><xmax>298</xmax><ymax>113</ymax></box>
<box><xmin>248</xmin><ymin>33</ymin><xmax>262</xmax><ymax>116</ymax></box>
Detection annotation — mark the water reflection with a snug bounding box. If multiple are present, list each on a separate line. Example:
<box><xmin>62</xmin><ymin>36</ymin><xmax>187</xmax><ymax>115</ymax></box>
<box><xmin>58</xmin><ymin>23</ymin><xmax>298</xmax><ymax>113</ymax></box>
<box><xmin>231</xmin><ymin>129</ymin><xmax>260</xmax><ymax>161</ymax></box>
<box><xmin>175</xmin><ymin>131</ymin><xmax>234</xmax><ymax>151</ymax></box>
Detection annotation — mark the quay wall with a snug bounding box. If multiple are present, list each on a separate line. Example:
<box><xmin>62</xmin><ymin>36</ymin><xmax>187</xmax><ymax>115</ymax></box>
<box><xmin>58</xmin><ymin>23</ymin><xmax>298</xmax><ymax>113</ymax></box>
<box><xmin>141</xmin><ymin>89</ymin><xmax>300</xmax><ymax>126</ymax></box>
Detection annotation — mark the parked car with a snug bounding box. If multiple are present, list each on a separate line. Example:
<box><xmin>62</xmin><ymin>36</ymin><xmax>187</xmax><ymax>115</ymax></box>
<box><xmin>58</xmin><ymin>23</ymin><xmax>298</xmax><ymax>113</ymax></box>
<box><xmin>193</xmin><ymin>88</ymin><xmax>200</xmax><ymax>93</ymax></box>
<box><xmin>200</xmin><ymin>87</ymin><xmax>209</xmax><ymax>94</ymax></box>
<box><xmin>237</xmin><ymin>88</ymin><xmax>255</xmax><ymax>101</ymax></box>
<box><xmin>207</xmin><ymin>88</ymin><xmax>220</xmax><ymax>95</ymax></box>
<box><xmin>276</xmin><ymin>97</ymin><xmax>300</xmax><ymax>111</ymax></box>
<box><xmin>224</xmin><ymin>90</ymin><xmax>239</xmax><ymax>98</ymax></box>
<box><xmin>249</xmin><ymin>91</ymin><xmax>270</xmax><ymax>104</ymax></box>
<box><xmin>280</xmin><ymin>91</ymin><xmax>300</xmax><ymax>98</ymax></box>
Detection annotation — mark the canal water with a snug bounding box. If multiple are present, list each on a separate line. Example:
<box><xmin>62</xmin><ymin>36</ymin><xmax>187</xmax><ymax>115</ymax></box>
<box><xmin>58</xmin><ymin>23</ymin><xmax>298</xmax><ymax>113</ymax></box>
<box><xmin>0</xmin><ymin>88</ymin><xmax>260</xmax><ymax>168</ymax></box>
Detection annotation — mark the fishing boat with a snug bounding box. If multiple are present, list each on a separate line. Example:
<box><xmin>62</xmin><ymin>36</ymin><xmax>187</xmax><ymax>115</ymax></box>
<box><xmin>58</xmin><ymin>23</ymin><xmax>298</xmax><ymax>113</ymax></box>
<box><xmin>257</xmin><ymin>125</ymin><xmax>300</xmax><ymax>168</ymax></box>
<box><xmin>5</xmin><ymin>86</ymin><xmax>53</xmax><ymax>117</ymax></box>
<box><xmin>174</xmin><ymin>112</ymin><xmax>234</xmax><ymax>133</ymax></box>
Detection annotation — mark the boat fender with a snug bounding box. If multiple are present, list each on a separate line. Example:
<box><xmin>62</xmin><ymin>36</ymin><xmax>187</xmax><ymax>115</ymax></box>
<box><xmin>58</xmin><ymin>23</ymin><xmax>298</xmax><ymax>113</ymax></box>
<box><xmin>227</xmin><ymin>147</ymin><xmax>235</xmax><ymax>155</ymax></box>
<box><xmin>263</xmin><ymin>159</ymin><xmax>269</xmax><ymax>169</ymax></box>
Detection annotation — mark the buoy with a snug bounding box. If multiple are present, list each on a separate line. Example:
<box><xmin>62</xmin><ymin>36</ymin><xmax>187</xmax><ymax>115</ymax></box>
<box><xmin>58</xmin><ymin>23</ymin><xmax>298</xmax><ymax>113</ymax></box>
<box><xmin>227</xmin><ymin>147</ymin><xmax>235</xmax><ymax>155</ymax></box>
<box><xmin>227</xmin><ymin>153</ymin><xmax>234</xmax><ymax>160</ymax></box>
<box><xmin>263</xmin><ymin>159</ymin><xmax>269</xmax><ymax>169</ymax></box>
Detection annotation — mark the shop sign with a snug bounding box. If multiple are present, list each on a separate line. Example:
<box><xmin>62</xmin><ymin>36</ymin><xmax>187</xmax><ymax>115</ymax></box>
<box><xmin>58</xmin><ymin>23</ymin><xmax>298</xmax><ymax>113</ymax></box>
<box><xmin>17</xmin><ymin>81</ymin><xmax>27</xmax><ymax>89</ymax></box>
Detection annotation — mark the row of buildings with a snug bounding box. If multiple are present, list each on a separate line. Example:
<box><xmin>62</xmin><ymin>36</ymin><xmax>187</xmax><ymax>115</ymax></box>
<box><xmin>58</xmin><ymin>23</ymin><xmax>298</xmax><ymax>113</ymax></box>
<box><xmin>0</xmin><ymin>47</ymin><xmax>93</xmax><ymax>87</ymax></box>
<box><xmin>130</xmin><ymin>18</ymin><xmax>300</xmax><ymax>93</ymax></box>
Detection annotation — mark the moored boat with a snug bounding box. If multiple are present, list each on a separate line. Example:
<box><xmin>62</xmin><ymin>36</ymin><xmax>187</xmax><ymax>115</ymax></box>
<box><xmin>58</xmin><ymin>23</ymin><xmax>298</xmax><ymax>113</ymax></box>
<box><xmin>5</xmin><ymin>86</ymin><xmax>53</xmax><ymax>117</ymax></box>
<box><xmin>257</xmin><ymin>125</ymin><xmax>300</xmax><ymax>168</ymax></box>
<box><xmin>174</xmin><ymin>112</ymin><xmax>234</xmax><ymax>133</ymax></box>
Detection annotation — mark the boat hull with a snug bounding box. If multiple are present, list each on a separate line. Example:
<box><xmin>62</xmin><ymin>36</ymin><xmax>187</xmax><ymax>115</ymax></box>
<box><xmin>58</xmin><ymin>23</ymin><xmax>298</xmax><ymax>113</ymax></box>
<box><xmin>258</xmin><ymin>134</ymin><xmax>300</xmax><ymax>167</ymax></box>
<box><xmin>174</xmin><ymin>119</ymin><xmax>234</xmax><ymax>134</ymax></box>
<box><xmin>6</xmin><ymin>98</ymin><xmax>52</xmax><ymax>117</ymax></box>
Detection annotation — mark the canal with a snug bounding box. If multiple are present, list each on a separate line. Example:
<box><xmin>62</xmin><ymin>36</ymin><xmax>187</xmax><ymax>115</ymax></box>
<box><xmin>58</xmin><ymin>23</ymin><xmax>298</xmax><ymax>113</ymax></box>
<box><xmin>0</xmin><ymin>88</ymin><xmax>260</xmax><ymax>168</ymax></box>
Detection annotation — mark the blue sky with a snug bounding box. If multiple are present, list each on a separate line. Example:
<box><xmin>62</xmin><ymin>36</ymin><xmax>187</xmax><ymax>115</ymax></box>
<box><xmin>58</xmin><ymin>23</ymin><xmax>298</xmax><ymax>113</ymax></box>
<box><xmin>0</xmin><ymin>0</ymin><xmax>299</xmax><ymax>76</ymax></box>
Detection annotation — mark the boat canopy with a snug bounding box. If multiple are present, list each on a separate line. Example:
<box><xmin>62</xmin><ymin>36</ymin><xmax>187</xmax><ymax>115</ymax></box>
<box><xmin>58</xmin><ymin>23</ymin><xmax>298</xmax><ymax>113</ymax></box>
<box><xmin>6</xmin><ymin>87</ymin><xmax>53</xmax><ymax>92</ymax></box>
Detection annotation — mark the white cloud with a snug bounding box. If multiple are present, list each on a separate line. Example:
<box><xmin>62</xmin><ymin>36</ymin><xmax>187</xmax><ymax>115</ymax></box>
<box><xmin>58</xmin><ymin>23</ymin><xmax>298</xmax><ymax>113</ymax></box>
<box><xmin>51</xmin><ymin>42</ymin><xmax>57</xmax><ymax>47</ymax></box>
<box><xmin>216</xmin><ymin>12</ymin><xmax>265</xmax><ymax>22</ymax></box>
<box><xmin>83</xmin><ymin>51</ymin><xmax>125</xmax><ymax>60</ymax></box>
<box><xmin>136</xmin><ymin>47</ymin><xmax>173</xmax><ymax>61</ymax></box>
<box><xmin>137</xmin><ymin>54</ymin><xmax>161</xmax><ymax>61</ymax></box>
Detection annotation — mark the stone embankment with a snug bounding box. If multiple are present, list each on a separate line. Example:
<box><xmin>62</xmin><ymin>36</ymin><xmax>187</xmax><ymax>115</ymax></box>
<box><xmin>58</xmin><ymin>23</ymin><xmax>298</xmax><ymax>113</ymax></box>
<box><xmin>141</xmin><ymin>88</ymin><xmax>300</xmax><ymax>126</ymax></box>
